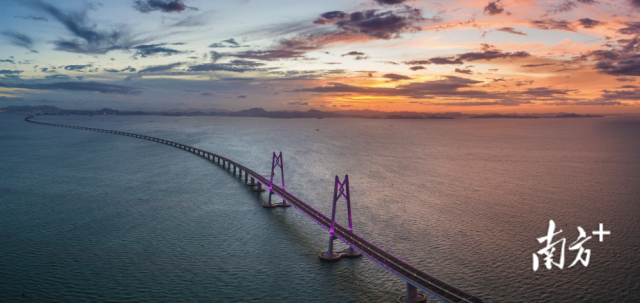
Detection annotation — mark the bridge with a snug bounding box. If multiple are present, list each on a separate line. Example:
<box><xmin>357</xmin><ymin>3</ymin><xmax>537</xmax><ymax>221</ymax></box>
<box><xmin>24</xmin><ymin>115</ymin><xmax>488</xmax><ymax>303</ymax></box>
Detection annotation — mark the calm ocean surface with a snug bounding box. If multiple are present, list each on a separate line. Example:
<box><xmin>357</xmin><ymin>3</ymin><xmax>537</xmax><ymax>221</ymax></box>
<box><xmin>1</xmin><ymin>113</ymin><xmax>639</xmax><ymax>302</ymax></box>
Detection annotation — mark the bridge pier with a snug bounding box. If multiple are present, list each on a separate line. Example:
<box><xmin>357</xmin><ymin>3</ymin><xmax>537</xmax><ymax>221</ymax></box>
<box><xmin>253</xmin><ymin>182</ymin><xmax>266</xmax><ymax>192</ymax></box>
<box><xmin>398</xmin><ymin>283</ymin><xmax>427</xmax><ymax>303</ymax></box>
<box><xmin>319</xmin><ymin>236</ymin><xmax>341</xmax><ymax>261</ymax></box>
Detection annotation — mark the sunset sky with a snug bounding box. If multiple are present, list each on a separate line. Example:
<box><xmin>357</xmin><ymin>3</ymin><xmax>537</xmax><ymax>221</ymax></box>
<box><xmin>2</xmin><ymin>0</ymin><xmax>640</xmax><ymax>113</ymax></box>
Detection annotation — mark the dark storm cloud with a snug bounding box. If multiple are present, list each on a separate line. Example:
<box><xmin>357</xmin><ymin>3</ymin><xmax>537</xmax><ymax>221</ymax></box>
<box><xmin>1</xmin><ymin>30</ymin><xmax>34</xmax><ymax>49</ymax></box>
<box><xmin>382</xmin><ymin>73</ymin><xmax>412</xmax><ymax>81</ymax></box>
<box><xmin>133</xmin><ymin>44</ymin><xmax>185</xmax><ymax>57</ymax></box>
<box><xmin>484</xmin><ymin>0</ymin><xmax>504</xmax><ymax>15</ymax></box>
<box><xmin>530</xmin><ymin>19</ymin><xmax>575</xmax><ymax>32</ymax></box>
<box><xmin>14</xmin><ymin>14</ymin><xmax>48</xmax><ymax>22</ymax></box>
<box><xmin>138</xmin><ymin>62</ymin><xmax>184</xmax><ymax>73</ymax></box>
<box><xmin>454</xmin><ymin>68</ymin><xmax>473</xmax><ymax>74</ymax></box>
<box><xmin>29</xmin><ymin>0</ymin><xmax>140</xmax><ymax>54</ymax></box>
<box><xmin>0</xmin><ymin>81</ymin><xmax>144</xmax><ymax>94</ymax></box>
<box><xmin>133</xmin><ymin>0</ymin><xmax>195</xmax><ymax>13</ymax></box>
<box><xmin>496</xmin><ymin>27</ymin><xmax>527</xmax><ymax>36</ymax></box>
<box><xmin>409</xmin><ymin>66</ymin><xmax>425</xmax><ymax>71</ymax></box>
<box><xmin>578</xmin><ymin>18</ymin><xmax>602</xmax><ymax>28</ymax></box>
<box><xmin>313</xmin><ymin>6</ymin><xmax>426</xmax><ymax>40</ymax></box>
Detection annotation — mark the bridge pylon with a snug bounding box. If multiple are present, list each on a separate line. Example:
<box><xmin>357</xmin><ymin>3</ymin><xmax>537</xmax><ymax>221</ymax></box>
<box><xmin>263</xmin><ymin>151</ymin><xmax>290</xmax><ymax>208</ymax></box>
<box><xmin>319</xmin><ymin>175</ymin><xmax>362</xmax><ymax>261</ymax></box>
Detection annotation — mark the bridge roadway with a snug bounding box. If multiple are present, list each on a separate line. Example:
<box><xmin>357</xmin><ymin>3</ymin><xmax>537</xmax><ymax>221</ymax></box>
<box><xmin>24</xmin><ymin>115</ymin><xmax>487</xmax><ymax>303</ymax></box>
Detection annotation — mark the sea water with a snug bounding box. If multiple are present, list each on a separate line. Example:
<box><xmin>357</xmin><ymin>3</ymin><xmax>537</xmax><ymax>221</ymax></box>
<box><xmin>1</xmin><ymin>113</ymin><xmax>639</xmax><ymax>302</ymax></box>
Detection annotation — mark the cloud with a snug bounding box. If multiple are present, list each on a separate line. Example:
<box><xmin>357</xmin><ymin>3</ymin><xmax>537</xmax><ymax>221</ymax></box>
<box><xmin>601</xmin><ymin>88</ymin><xmax>640</xmax><ymax>100</ymax></box>
<box><xmin>44</xmin><ymin>74</ymin><xmax>72</xmax><ymax>81</ymax></box>
<box><xmin>188</xmin><ymin>60</ymin><xmax>271</xmax><ymax>73</ymax></box>
<box><xmin>182</xmin><ymin>89</ymin><xmax>214</xmax><ymax>96</ymax></box>
<box><xmin>0</xmin><ymin>81</ymin><xmax>144</xmax><ymax>94</ymax></box>
<box><xmin>133</xmin><ymin>43</ymin><xmax>185</xmax><ymax>57</ymax></box>
<box><xmin>544</xmin><ymin>1</ymin><xmax>577</xmax><ymax>15</ymax></box>
<box><xmin>404</xmin><ymin>58</ymin><xmax>463</xmax><ymax>65</ymax></box>
<box><xmin>521</xmin><ymin>63</ymin><xmax>555</xmax><ymax>67</ymax></box>
<box><xmin>133</xmin><ymin>0</ymin><xmax>195</xmax><ymax>13</ymax></box>
<box><xmin>617</xmin><ymin>22</ymin><xmax>640</xmax><ymax>35</ymax></box>
<box><xmin>577</xmin><ymin>0</ymin><xmax>597</xmax><ymax>4</ymax></box>
<box><xmin>313</xmin><ymin>6</ymin><xmax>426</xmax><ymax>40</ymax></box>
<box><xmin>138</xmin><ymin>62</ymin><xmax>184</xmax><ymax>73</ymax></box>
<box><xmin>1</xmin><ymin>30</ymin><xmax>34</xmax><ymax>49</ymax></box>
<box><xmin>237</xmin><ymin>95</ymin><xmax>247</xmax><ymax>98</ymax></box>
<box><xmin>14</xmin><ymin>14</ymin><xmax>48</xmax><ymax>22</ymax></box>
<box><xmin>29</xmin><ymin>1</ymin><xmax>139</xmax><ymax>54</ymax></box>
<box><xmin>1</xmin><ymin>59</ymin><xmax>15</xmax><ymax>64</ymax></box>
<box><xmin>484</xmin><ymin>0</ymin><xmax>505</xmax><ymax>15</ymax></box>
<box><xmin>341</xmin><ymin>51</ymin><xmax>365</xmax><ymax>56</ymax></box>
<box><xmin>233</xmin><ymin>50</ymin><xmax>307</xmax><ymax>61</ymax></box>
<box><xmin>457</xmin><ymin>49</ymin><xmax>530</xmax><ymax>62</ymax></box>
<box><xmin>104</xmin><ymin>66</ymin><xmax>137</xmax><ymax>73</ymax></box>
<box><xmin>530</xmin><ymin>19</ymin><xmax>575</xmax><ymax>32</ymax></box>
<box><xmin>411</xmin><ymin>44</ymin><xmax>529</xmax><ymax>65</ymax></box>
<box><xmin>454</xmin><ymin>68</ymin><xmax>473</xmax><ymax>74</ymax></box>
<box><xmin>496</xmin><ymin>27</ymin><xmax>527</xmax><ymax>36</ymax></box>
<box><xmin>523</xmin><ymin>87</ymin><xmax>574</xmax><ymax>96</ymax></box>
<box><xmin>208</xmin><ymin>38</ymin><xmax>246</xmax><ymax>48</ymax></box>
<box><xmin>410</xmin><ymin>66</ymin><xmax>425</xmax><ymax>71</ymax></box>
<box><xmin>294</xmin><ymin>76</ymin><xmax>500</xmax><ymax>99</ymax></box>
<box><xmin>64</xmin><ymin>64</ymin><xmax>91</xmax><ymax>71</ymax></box>
<box><xmin>383</xmin><ymin>73</ymin><xmax>412</xmax><ymax>81</ymax></box>
<box><xmin>288</xmin><ymin>101</ymin><xmax>309</xmax><ymax>105</ymax></box>
<box><xmin>0</xmin><ymin>70</ymin><xmax>23</xmax><ymax>75</ymax></box>
<box><xmin>578</xmin><ymin>18</ymin><xmax>602</xmax><ymax>28</ymax></box>
<box><xmin>616</xmin><ymin>77</ymin><xmax>635</xmax><ymax>82</ymax></box>
<box><xmin>374</xmin><ymin>0</ymin><xmax>407</xmax><ymax>5</ymax></box>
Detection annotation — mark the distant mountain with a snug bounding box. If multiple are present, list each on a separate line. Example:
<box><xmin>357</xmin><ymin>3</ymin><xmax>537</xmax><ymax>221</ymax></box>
<box><xmin>0</xmin><ymin>105</ymin><xmax>61</xmax><ymax>112</ymax></box>
<box><xmin>556</xmin><ymin>113</ymin><xmax>604</xmax><ymax>118</ymax></box>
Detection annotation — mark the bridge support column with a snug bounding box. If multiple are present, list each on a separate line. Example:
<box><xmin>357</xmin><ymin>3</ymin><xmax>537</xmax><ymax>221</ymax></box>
<box><xmin>263</xmin><ymin>151</ymin><xmax>290</xmax><ymax>208</ymax></box>
<box><xmin>253</xmin><ymin>182</ymin><xmax>265</xmax><ymax>192</ymax></box>
<box><xmin>245</xmin><ymin>173</ymin><xmax>249</xmax><ymax>184</ymax></box>
<box><xmin>398</xmin><ymin>283</ymin><xmax>426</xmax><ymax>303</ymax></box>
<box><xmin>233</xmin><ymin>165</ymin><xmax>236</xmax><ymax>175</ymax></box>
<box><xmin>320</xmin><ymin>175</ymin><xmax>362</xmax><ymax>261</ymax></box>
<box><xmin>248</xmin><ymin>177</ymin><xmax>256</xmax><ymax>186</ymax></box>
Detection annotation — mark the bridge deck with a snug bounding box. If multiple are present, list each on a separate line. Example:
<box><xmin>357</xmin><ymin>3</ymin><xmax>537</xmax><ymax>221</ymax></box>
<box><xmin>24</xmin><ymin>116</ymin><xmax>486</xmax><ymax>303</ymax></box>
